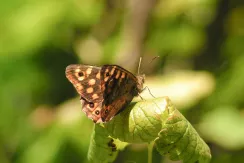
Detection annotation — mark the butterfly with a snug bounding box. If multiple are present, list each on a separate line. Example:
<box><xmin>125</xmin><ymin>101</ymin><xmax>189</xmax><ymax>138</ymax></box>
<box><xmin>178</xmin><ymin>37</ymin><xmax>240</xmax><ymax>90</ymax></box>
<box><xmin>65</xmin><ymin>64</ymin><xmax>145</xmax><ymax>123</ymax></box>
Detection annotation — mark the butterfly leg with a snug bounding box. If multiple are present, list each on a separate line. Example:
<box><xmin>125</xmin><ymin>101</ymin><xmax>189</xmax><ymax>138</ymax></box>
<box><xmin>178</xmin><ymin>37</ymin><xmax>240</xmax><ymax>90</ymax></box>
<box><xmin>142</xmin><ymin>86</ymin><xmax>156</xmax><ymax>98</ymax></box>
<box><xmin>138</xmin><ymin>93</ymin><xmax>144</xmax><ymax>100</ymax></box>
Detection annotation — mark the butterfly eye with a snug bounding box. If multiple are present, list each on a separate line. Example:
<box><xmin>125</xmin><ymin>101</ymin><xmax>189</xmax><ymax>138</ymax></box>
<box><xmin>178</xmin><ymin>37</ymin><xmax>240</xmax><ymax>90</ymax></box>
<box><xmin>105</xmin><ymin>109</ymin><xmax>109</xmax><ymax>114</ymax></box>
<box><xmin>89</xmin><ymin>102</ymin><xmax>94</xmax><ymax>108</ymax></box>
<box><xmin>106</xmin><ymin>72</ymin><xmax>110</xmax><ymax>77</ymax></box>
<box><xmin>78</xmin><ymin>72</ymin><xmax>84</xmax><ymax>77</ymax></box>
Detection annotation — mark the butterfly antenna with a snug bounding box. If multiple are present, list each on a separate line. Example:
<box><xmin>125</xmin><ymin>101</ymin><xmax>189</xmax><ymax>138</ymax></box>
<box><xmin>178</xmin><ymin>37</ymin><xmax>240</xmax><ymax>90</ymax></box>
<box><xmin>140</xmin><ymin>56</ymin><xmax>160</xmax><ymax>74</ymax></box>
<box><xmin>138</xmin><ymin>57</ymin><xmax>142</xmax><ymax>75</ymax></box>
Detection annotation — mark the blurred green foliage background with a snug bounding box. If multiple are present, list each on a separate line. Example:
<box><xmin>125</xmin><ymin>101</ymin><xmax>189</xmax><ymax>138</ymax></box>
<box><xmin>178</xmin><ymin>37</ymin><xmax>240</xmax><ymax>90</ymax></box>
<box><xmin>1</xmin><ymin>0</ymin><xmax>244</xmax><ymax>162</ymax></box>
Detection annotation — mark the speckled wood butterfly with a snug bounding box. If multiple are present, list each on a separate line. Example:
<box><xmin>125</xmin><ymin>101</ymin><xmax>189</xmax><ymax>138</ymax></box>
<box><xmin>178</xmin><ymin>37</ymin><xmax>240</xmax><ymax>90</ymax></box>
<box><xmin>65</xmin><ymin>64</ymin><xmax>145</xmax><ymax>123</ymax></box>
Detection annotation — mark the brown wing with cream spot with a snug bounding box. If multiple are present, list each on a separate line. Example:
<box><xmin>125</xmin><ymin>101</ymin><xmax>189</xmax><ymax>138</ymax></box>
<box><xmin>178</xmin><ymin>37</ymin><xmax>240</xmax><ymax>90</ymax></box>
<box><xmin>65</xmin><ymin>64</ymin><xmax>103</xmax><ymax>102</ymax></box>
<box><xmin>99</xmin><ymin>65</ymin><xmax>140</xmax><ymax>122</ymax></box>
<box><xmin>80</xmin><ymin>97</ymin><xmax>104</xmax><ymax>123</ymax></box>
<box><xmin>100</xmin><ymin>94</ymin><xmax>134</xmax><ymax>122</ymax></box>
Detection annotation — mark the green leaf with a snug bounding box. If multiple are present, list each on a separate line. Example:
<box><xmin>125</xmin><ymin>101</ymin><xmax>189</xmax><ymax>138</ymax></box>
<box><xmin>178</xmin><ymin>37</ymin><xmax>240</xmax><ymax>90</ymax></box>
<box><xmin>88</xmin><ymin>97</ymin><xmax>211</xmax><ymax>163</ymax></box>
<box><xmin>154</xmin><ymin>98</ymin><xmax>211</xmax><ymax>163</ymax></box>
<box><xmin>104</xmin><ymin>98</ymin><xmax>167</xmax><ymax>143</ymax></box>
<box><xmin>87</xmin><ymin>125</ymin><xmax>127</xmax><ymax>163</ymax></box>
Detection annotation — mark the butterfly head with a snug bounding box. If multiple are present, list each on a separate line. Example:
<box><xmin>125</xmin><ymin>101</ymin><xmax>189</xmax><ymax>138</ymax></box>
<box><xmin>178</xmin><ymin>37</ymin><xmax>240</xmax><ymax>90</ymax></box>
<box><xmin>136</xmin><ymin>74</ymin><xmax>145</xmax><ymax>93</ymax></box>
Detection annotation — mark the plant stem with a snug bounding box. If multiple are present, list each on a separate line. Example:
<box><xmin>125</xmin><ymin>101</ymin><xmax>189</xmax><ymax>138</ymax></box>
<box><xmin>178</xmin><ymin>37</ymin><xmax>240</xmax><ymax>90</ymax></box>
<box><xmin>148</xmin><ymin>141</ymin><xmax>154</xmax><ymax>163</ymax></box>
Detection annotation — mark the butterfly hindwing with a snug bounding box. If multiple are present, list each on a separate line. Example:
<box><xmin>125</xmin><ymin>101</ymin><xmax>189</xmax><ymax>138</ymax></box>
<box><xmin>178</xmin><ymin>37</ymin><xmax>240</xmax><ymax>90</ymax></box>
<box><xmin>80</xmin><ymin>97</ymin><xmax>104</xmax><ymax>123</ymax></box>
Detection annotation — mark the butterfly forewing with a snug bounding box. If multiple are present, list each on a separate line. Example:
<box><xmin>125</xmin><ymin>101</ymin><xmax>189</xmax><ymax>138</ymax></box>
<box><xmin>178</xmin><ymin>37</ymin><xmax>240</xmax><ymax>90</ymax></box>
<box><xmin>65</xmin><ymin>64</ymin><xmax>103</xmax><ymax>102</ymax></box>
<box><xmin>99</xmin><ymin>65</ymin><xmax>141</xmax><ymax>122</ymax></box>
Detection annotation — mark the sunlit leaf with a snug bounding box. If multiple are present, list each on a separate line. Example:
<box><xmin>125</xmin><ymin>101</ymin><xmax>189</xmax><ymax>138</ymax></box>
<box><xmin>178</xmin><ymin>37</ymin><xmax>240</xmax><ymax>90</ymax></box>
<box><xmin>88</xmin><ymin>97</ymin><xmax>211</xmax><ymax>163</ymax></box>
